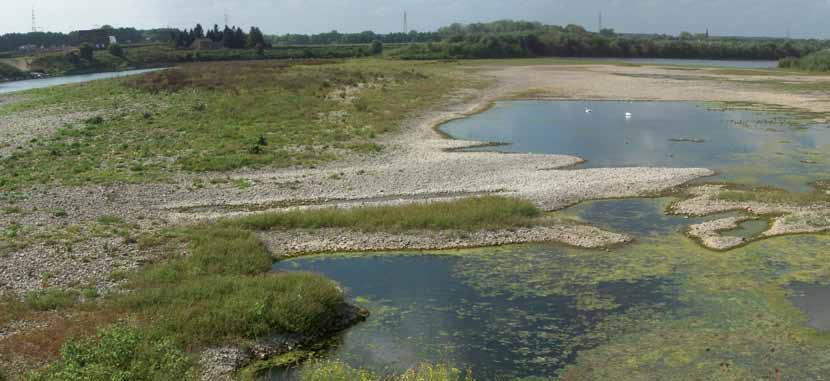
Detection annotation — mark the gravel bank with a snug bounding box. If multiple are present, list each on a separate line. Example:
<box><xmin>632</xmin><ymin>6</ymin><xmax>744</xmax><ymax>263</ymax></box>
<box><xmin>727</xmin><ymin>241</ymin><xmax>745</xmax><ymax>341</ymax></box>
<box><xmin>260</xmin><ymin>223</ymin><xmax>631</xmax><ymax>256</ymax></box>
<box><xmin>673</xmin><ymin>185</ymin><xmax>830</xmax><ymax>246</ymax></box>
<box><xmin>687</xmin><ymin>216</ymin><xmax>753</xmax><ymax>251</ymax></box>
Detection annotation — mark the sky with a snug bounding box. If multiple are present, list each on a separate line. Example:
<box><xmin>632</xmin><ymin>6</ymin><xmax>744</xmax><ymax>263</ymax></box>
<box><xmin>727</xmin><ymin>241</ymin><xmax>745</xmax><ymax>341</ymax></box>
<box><xmin>1</xmin><ymin>0</ymin><xmax>828</xmax><ymax>38</ymax></box>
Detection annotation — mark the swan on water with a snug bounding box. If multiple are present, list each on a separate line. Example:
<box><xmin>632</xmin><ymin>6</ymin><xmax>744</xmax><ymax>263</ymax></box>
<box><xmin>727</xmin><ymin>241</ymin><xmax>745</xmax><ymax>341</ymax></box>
<box><xmin>625</xmin><ymin>112</ymin><xmax>632</xmax><ymax>118</ymax></box>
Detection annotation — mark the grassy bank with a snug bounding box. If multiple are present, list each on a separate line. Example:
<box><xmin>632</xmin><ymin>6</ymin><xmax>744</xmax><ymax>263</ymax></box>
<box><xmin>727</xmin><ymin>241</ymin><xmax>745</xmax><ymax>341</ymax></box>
<box><xmin>228</xmin><ymin>196</ymin><xmax>542</xmax><ymax>233</ymax></box>
<box><xmin>3</xmin><ymin>196</ymin><xmax>545</xmax><ymax>378</ymax></box>
<box><xmin>0</xmin><ymin>58</ymin><xmax>465</xmax><ymax>189</ymax></box>
<box><xmin>1</xmin><ymin>223</ymin><xmax>352</xmax><ymax>378</ymax></box>
<box><xmin>779</xmin><ymin>49</ymin><xmax>830</xmax><ymax>72</ymax></box>
<box><xmin>0</xmin><ymin>62</ymin><xmax>28</xmax><ymax>82</ymax></box>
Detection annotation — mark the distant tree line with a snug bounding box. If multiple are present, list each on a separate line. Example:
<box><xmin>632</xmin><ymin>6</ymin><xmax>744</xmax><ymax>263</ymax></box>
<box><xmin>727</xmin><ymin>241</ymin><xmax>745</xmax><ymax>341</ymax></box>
<box><xmin>0</xmin><ymin>26</ymin><xmax>151</xmax><ymax>51</ymax></box>
<box><xmin>269</xmin><ymin>30</ymin><xmax>441</xmax><ymax>45</ymax></box>
<box><xmin>388</xmin><ymin>20</ymin><xmax>830</xmax><ymax>60</ymax></box>
<box><xmin>170</xmin><ymin>24</ymin><xmax>268</xmax><ymax>50</ymax></box>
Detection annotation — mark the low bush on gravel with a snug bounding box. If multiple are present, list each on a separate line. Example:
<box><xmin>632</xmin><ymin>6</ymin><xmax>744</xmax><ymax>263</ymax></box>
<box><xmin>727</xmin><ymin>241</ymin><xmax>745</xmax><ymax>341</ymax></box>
<box><xmin>0</xmin><ymin>294</ymin><xmax>29</xmax><ymax>327</ymax></box>
<box><xmin>229</xmin><ymin>196</ymin><xmax>543</xmax><ymax>233</ymax></box>
<box><xmin>113</xmin><ymin>226</ymin><xmax>345</xmax><ymax>348</ymax></box>
<box><xmin>299</xmin><ymin>360</ymin><xmax>474</xmax><ymax>381</ymax></box>
<box><xmin>28</xmin><ymin>323</ymin><xmax>194</xmax><ymax>381</ymax></box>
<box><xmin>24</xmin><ymin>289</ymin><xmax>79</xmax><ymax>311</ymax></box>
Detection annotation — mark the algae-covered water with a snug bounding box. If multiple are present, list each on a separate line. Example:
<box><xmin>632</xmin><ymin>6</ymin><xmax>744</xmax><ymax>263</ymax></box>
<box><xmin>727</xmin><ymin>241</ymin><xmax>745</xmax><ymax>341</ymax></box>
<box><xmin>268</xmin><ymin>101</ymin><xmax>830</xmax><ymax>380</ymax></box>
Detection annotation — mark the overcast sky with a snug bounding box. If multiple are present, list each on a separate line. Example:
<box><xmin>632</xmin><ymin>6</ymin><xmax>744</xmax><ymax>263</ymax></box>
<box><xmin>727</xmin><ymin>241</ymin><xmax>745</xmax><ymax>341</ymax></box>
<box><xmin>1</xmin><ymin>0</ymin><xmax>827</xmax><ymax>38</ymax></box>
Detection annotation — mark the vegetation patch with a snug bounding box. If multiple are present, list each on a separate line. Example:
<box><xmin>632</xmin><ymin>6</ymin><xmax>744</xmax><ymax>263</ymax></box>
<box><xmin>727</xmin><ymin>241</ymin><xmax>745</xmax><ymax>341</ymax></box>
<box><xmin>114</xmin><ymin>226</ymin><xmax>346</xmax><ymax>349</ymax></box>
<box><xmin>227</xmin><ymin>196</ymin><xmax>542</xmax><ymax>233</ymax></box>
<box><xmin>0</xmin><ymin>59</ymin><xmax>463</xmax><ymax>189</ymax></box>
<box><xmin>298</xmin><ymin>360</ymin><xmax>473</xmax><ymax>381</ymax></box>
<box><xmin>717</xmin><ymin>185</ymin><xmax>830</xmax><ymax>206</ymax></box>
<box><xmin>28</xmin><ymin>323</ymin><xmax>195</xmax><ymax>381</ymax></box>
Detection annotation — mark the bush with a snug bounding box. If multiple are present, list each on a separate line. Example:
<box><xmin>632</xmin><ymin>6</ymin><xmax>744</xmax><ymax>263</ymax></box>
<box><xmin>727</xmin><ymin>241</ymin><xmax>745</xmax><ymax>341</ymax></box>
<box><xmin>28</xmin><ymin>323</ymin><xmax>194</xmax><ymax>381</ymax></box>
<box><xmin>108</xmin><ymin>43</ymin><xmax>125</xmax><ymax>58</ymax></box>
<box><xmin>114</xmin><ymin>226</ymin><xmax>346</xmax><ymax>348</ymax></box>
<box><xmin>79</xmin><ymin>43</ymin><xmax>94</xmax><ymax>61</ymax></box>
<box><xmin>24</xmin><ymin>289</ymin><xmax>78</xmax><ymax>311</ymax></box>
<box><xmin>370</xmin><ymin>40</ymin><xmax>384</xmax><ymax>55</ymax></box>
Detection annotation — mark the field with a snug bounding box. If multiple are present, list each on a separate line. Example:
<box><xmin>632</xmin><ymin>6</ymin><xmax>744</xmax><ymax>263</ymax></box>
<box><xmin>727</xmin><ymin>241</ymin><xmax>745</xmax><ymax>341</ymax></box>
<box><xmin>0</xmin><ymin>58</ymin><xmax>465</xmax><ymax>189</ymax></box>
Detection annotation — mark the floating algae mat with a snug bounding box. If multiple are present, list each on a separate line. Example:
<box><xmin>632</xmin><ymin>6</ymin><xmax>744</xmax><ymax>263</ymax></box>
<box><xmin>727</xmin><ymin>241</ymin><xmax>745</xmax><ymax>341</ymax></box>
<box><xmin>272</xmin><ymin>229</ymin><xmax>830</xmax><ymax>379</ymax></box>
<box><xmin>440</xmin><ymin>101</ymin><xmax>830</xmax><ymax>192</ymax></box>
<box><xmin>266</xmin><ymin>102</ymin><xmax>830</xmax><ymax>379</ymax></box>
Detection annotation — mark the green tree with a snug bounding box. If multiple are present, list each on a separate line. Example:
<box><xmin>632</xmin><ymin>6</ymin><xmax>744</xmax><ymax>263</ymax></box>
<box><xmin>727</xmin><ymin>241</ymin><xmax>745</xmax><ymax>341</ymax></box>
<box><xmin>371</xmin><ymin>40</ymin><xmax>384</xmax><ymax>55</ymax></box>
<box><xmin>108</xmin><ymin>43</ymin><xmax>124</xmax><ymax>57</ymax></box>
<box><xmin>79</xmin><ymin>42</ymin><xmax>94</xmax><ymax>61</ymax></box>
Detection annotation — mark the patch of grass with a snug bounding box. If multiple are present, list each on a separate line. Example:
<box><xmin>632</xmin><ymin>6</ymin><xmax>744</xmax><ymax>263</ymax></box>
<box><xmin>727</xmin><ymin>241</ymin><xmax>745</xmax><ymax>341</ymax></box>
<box><xmin>23</xmin><ymin>289</ymin><xmax>79</xmax><ymax>311</ymax></box>
<box><xmin>113</xmin><ymin>226</ymin><xmax>346</xmax><ymax>349</ymax></box>
<box><xmin>228</xmin><ymin>196</ymin><xmax>542</xmax><ymax>233</ymax></box>
<box><xmin>718</xmin><ymin>186</ymin><xmax>830</xmax><ymax>206</ymax></box>
<box><xmin>96</xmin><ymin>215</ymin><xmax>125</xmax><ymax>225</ymax></box>
<box><xmin>298</xmin><ymin>360</ymin><xmax>473</xmax><ymax>381</ymax></box>
<box><xmin>0</xmin><ymin>59</ymin><xmax>464</xmax><ymax>189</ymax></box>
<box><xmin>0</xmin><ymin>294</ymin><xmax>30</xmax><ymax>327</ymax></box>
<box><xmin>28</xmin><ymin>323</ymin><xmax>195</xmax><ymax>381</ymax></box>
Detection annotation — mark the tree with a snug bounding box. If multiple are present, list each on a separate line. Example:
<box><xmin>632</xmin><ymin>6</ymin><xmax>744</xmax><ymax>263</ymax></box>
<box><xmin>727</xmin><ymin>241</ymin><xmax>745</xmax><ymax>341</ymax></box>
<box><xmin>194</xmin><ymin>24</ymin><xmax>205</xmax><ymax>39</ymax></box>
<box><xmin>246</xmin><ymin>26</ymin><xmax>266</xmax><ymax>49</ymax></box>
<box><xmin>371</xmin><ymin>40</ymin><xmax>383</xmax><ymax>55</ymax></box>
<box><xmin>108</xmin><ymin>43</ymin><xmax>124</xmax><ymax>57</ymax></box>
<box><xmin>79</xmin><ymin>42</ymin><xmax>94</xmax><ymax>60</ymax></box>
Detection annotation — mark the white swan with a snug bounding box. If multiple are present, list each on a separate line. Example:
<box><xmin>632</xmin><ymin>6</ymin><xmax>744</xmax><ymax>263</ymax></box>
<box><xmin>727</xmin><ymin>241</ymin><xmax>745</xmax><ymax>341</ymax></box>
<box><xmin>585</xmin><ymin>107</ymin><xmax>592</xmax><ymax>113</ymax></box>
<box><xmin>625</xmin><ymin>112</ymin><xmax>632</xmax><ymax>118</ymax></box>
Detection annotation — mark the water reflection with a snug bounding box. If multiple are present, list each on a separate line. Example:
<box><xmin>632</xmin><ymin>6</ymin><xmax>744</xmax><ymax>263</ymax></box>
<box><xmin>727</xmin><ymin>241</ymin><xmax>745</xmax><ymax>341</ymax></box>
<box><xmin>440</xmin><ymin>101</ymin><xmax>830</xmax><ymax>192</ymax></box>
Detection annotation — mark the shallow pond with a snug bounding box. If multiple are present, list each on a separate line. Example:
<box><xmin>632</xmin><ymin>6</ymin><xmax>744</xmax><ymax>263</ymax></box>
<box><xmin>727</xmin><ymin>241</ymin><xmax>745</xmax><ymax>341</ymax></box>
<box><xmin>267</xmin><ymin>101</ymin><xmax>830</xmax><ymax>379</ymax></box>
<box><xmin>0</xmin><ymin>68</ymin><xmax>160</xmax><ymax>94</ymax></box>
<box><xmin>440</xmin><ymin>101</ymin><xmax>830</xmax><ymax>192</ymax></box>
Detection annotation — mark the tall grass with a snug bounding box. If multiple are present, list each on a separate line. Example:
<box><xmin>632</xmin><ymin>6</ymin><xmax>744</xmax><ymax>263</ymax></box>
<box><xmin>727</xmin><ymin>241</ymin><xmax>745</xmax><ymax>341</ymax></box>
<box><xmin>113</xmin><ymin>226</ymin><xmax>345</xmax><ymax>348</ymax></box>
<box><xmin>229</xmin><ymin>196</ymin><xmax>542</xmax><ymax>233</ymax></box>
<box><xmin>299</xmin><ymin>361</ymin><xmax>474</xmax><ymax>381</ymax></box>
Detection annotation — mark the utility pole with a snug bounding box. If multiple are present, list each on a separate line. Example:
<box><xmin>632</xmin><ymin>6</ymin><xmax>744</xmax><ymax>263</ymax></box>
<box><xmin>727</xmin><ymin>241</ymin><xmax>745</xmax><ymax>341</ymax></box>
<box><xmin>403</xmin><ymin>11</ymin><xmax>408</xmax><ymax>34</ymax></box>
<box><xmin>31</xmin><ymin>5</ymin><xmax>38</xmax><ymax>33</ymax></box>
<box><xmin>598</xmin><ymin>12</ymin><xmax>603</xmax><ymax>33</ymax></box>
<box><xmin>224</xmin><ymin>10</ymin><xmax>229</xmax><ymax>27</ymax></box>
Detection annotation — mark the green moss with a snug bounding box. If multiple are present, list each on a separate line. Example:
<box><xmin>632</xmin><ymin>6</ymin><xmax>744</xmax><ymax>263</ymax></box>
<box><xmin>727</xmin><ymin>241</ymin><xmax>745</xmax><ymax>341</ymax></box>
<box><xmin>297</xmin><ymin>361</ymin><xmax>472</xmax><ymax>381</ymax></box>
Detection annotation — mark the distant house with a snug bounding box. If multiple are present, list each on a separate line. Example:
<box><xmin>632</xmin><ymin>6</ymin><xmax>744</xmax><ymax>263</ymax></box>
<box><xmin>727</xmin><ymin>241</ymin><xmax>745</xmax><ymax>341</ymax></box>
<box><xmin>191</xmin><ymin>38</ymin><xmax>220</xmax><ymax>50</ymax></box>
<box><xmin>76</xmin><ymin>29</ymin><xmax>111</xmax><ymax>48</ymax></box>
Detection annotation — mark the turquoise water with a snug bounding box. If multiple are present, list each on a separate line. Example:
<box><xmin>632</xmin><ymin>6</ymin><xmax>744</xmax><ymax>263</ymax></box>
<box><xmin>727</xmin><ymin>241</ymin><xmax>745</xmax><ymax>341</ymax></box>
<box><xmin>440</xmin><ymin>101</ymin><xmax>830</xmax><ymax>192</ymax></box>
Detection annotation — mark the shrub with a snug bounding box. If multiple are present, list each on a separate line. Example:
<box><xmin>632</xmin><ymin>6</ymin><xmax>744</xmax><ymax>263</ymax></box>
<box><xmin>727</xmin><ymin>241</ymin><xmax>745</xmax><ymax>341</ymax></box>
<box><xmin>24</xmin><ymin>289</ymin><xmax>78</xmax><ymax>311</ymax></box>
<box><xmin>28</xmin><ymin>323</ymin><xmax>194</xmax><ymax>381</ymax></box>
<box><xmin>108</xmin><ymin>44</ymin><xmax>125</xmax><ymax>58</ymax></box>
<box><xmin>370</xmin><ymin>40</ymin><xmax>384</xmax><ymax>55</ymax></box>
<box><xmin>114</xmin><ymin>226</ymin><xmax>346</xmax><ymax>348</ymax></box>
<box><xmin>79</xmin><ymin>43</ymin><xmax>94</xmax><ymax>61</ymax></box>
